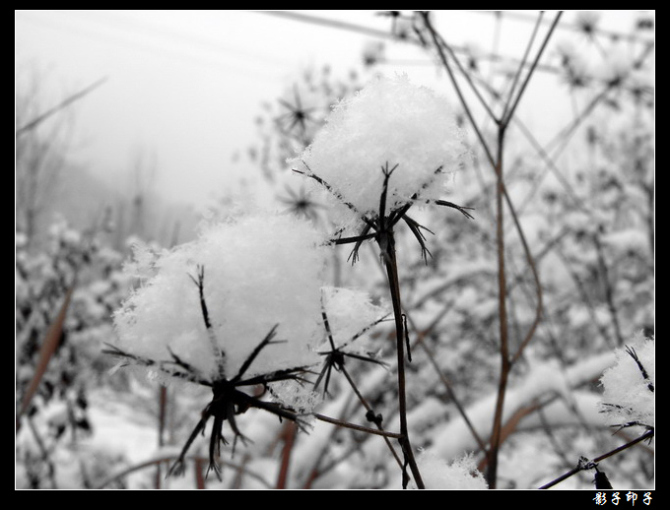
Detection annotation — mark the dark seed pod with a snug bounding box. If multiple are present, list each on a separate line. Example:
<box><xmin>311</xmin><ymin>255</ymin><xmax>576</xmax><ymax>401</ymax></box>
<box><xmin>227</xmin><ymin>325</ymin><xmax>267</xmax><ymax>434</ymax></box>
<box><xmin>594</xmin><ymin>469</ymin><xmax>613</xmax><ymax>490</ymax></box>
<box><xmin>366</xmin><ymin>409</ymin><xmax>383</xmax><ymax>427</ymax></box>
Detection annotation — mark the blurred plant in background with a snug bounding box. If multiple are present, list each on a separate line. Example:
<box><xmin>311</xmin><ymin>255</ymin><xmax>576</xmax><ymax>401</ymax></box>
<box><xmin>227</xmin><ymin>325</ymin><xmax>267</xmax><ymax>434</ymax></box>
<box><xmin>15</xmin><ymin>219</ymin><xmax>132</xmax><ymax>488</ymax></box>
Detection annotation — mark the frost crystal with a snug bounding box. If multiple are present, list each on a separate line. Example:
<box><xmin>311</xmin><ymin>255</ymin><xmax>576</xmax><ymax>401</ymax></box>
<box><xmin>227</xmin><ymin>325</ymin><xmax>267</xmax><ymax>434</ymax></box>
<box><xmin>296</xmin><ymin>74</ymin><xmax>466</xmax><ymax>228</ymax></box>
<box><xmin>269</xmin><ymin>378</ymin><xmax>321</xmax><ymax>415</ymax></box>
<box><xmin>599</xmin><ymin>331</ymin><xmax>654</xmax><ymax>430</ymax></box>
<box><xmin>113</xmin><ymin>213</ymin><xmax>327</xmax><ymax>380</ymax></box>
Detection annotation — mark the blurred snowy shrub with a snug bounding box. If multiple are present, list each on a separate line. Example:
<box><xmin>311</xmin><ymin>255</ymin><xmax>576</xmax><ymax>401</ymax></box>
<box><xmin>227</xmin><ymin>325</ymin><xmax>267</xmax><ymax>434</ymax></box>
<box><xmin>251</xmin><ymin>64</ymin><xmax>361</xmax><ymax>182</ymax></box>
<box><xmin>17</xmin><ymin>218</ymin><xmax>128</xmax><ymax>407</ymax></box>
<box><xmin>16</xmin><ymin>219</ymin><xmax>130</xmax><ymax>488</ymax></box>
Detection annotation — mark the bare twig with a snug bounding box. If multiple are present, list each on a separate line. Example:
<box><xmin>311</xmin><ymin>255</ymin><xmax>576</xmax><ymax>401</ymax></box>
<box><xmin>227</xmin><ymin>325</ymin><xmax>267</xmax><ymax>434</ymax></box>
<box><xmin>95</xmin><ymin>454</ymin><xmax>273</xmax><ymax>489</ymax></box>
<box><xmin>501</xmin><ymin>12</ymin><xmax>561</xmax><ymax>128</ymax></box>
<box><xmin>275</xmin><ymin>421</ymin><xmax>297</xmax><ymax>489</ymax></box>
<box><xmin>340</xmin><ymin>363</ymin><xmax>404</xmax><ymax>468</ymax></box>
<box><xmin>593</xmin><ymin>235</ymin><xmax>624</xmax><ymax>346</ymax></box>
<box><xmin>500</xmin><ymin>12</ymin><xmax>544</xmax><ymax>123</ymax></box>
<box><xmin>313</xmin><ymin>412</ymin><xmax>403</xmax><ymax>440</ymax></box>
<box><xmin>415</xmin><ymin>333</ymin><xmax>489</xmax><ymax>454</ymax></box>
<box><xmin>538</xmin><ymin>429</ymin><xmax>654</xmax><ymax>489</ymax></box>
<box><xmin>16</xmin><ymin>77</ymin><xmax>107</xmax><ymax>137</ymax></box>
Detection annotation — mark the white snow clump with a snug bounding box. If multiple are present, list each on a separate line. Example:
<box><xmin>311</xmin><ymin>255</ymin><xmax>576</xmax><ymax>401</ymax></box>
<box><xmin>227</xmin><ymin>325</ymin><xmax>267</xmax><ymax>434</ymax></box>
<box><xmin>113</xmin><ymin>212</ymin><xmax>327</xmax><ymax>381</ymax></box>
<box><xmin>269</xmin><ymin>286</ymin><xmax>388</xmax><ymax>413</ymax></box>
<box><xmin>318</xmin><ymin>286</ymin><xmax>388</xmax><ymax>351</ymax></box>
<box><xmin>414</xmin><ymin>451</ymin><xmax>488</xmax><ymax>490</ymax></box>
<box><xmin>296</xmin><ymin>74</ymin><xmax>466</xmax><ymax>228</ymax></box>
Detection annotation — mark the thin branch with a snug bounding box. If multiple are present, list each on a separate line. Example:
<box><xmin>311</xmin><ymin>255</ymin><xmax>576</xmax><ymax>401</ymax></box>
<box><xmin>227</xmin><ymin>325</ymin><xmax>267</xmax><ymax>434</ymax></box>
<box><xmin>420</xmin><ymin>13</ymin><xmax>496</xmax><ymax>169</ymax></box>
<box><xmin>96</xmin><ymin>454</ymin><xmax>273</xmax><ymax>489</ymax></box>
<box><xmin>413</xmin><ymin>332</ymin><xmax>488</xmax><ymax>454</ymax></box>
<box><xmin>293</xmin><ymin>165</ymin><xmax>374</xmax><ymax>230</ymax></box>
<box><xmin>501</xmin><ymin>12</ymin><xmax>562</xmax><ymax>127</ymax></box>
<box><xmin>423</xmin><ymin>11</ymin><xmax>550</xmax><ymax>486</ymax></box>
<box><xmin>486</xmin><ymin>129</ymin><xmax>510</xmax><ymax>489</ymax></box>
<box><xmin>313</xmin><ymin>413</ymin><xmax>403</xmax><ymax>439</ymax></box>
<box><xmin>500</xmin><ymin>11</ymin><xmax>544</xmax><ymax>123</ymax></box>
<box><xmin>545</xmin><ymin>39</ymin><xmax>654</xmax><ymax>160</ymax></box>
<box><xmin>593</xmin><ymin>236</ymin><xmax>624</xmax><ymax>346</ymax></box>
<box><xmin>275</xmin><ymin>422</ymin><xmax>297</xmax><ymax>489</ymax></box>
<box><xmin>16</xmin><ymin>77</ymin><xmax>107</xmax><ymax>137</ymax></box>
<box><xmin>340</xmin><ymin>364</ymin><xmax>404</xmax><ymax>469</ymax></box>
<box><xmin>434</xmin><ymin>30</ymin><xmax>499</xmax><ymax>124</ymax></box>
<box><xmin>506</xmin><ymin>186</ymin><xmax>544</xmax><ymax>365</ymax></box>
<box><xmin>381</xmin><ymin>236</ymin><xmax>425</xmax><ymax>489</ymax></box>
<box><xmin>538</xmin><ymin>429</ymin><xmax>654</xmax><ymax>489</ymax></box>
<box><xmin>511</xmin><ymin>117</ymin><xmax>587</xmax><ymax>215</ymax></box>
<box><xmin>301</xmin><ymin>392</ymin><xmax>358</xmax><ymax>488</ymax></box>
<box><xmin>233</xmin><ymin>324</ymin><xmax>281</xmax><ymax>381</ymax></box>
<box><xmin>471</xmin><ymin>10</ymin><xmax>652</xmax><ymax>45</ymax></box>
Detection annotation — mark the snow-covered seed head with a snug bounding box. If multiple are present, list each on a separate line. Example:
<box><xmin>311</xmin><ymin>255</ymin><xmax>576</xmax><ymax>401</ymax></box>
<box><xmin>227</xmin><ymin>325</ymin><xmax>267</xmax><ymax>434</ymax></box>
<box><xmin>599</xmin><ymin>331</ymin><xmax>654</xmax><ymax>431</ymax></box>
<box><xmin>295</xmin><ymin>74</ymin><xmax>467</xmax><ymax>228</ymax></box>
<box><xmin>112</xmin><ymin>212</ymin><xmax>327</xmax><ymax>381</ymax></box>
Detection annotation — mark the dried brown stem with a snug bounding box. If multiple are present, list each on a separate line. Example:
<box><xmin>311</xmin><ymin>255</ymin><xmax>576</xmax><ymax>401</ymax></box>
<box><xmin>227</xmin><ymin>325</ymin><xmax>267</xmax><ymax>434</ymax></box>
<box><xmin>313</xmin><ymin>412</ymin><xmax>403</xmax><ymax>440</ymax></box>
<box><xmin>381</xmin><ymin>235</ymin><xmax>425</xmax><ymax>489</ymax></box>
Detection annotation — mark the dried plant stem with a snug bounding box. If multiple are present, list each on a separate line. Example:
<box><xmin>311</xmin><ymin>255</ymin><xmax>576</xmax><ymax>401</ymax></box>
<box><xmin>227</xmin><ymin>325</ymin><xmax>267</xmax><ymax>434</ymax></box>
<box><xmin>421</xmin><ymin>17</ymin><xmax>495</xmax><ymax>167</ymax></box>
<box><xmin>501</xmin><ymin>12</ymin><xmax>561</xmax><ymax>127</ymax></box>
<box><xmin>401</xmin><ymin>310</ymin><xmax>488</xmax><ymax>453</ymax></box>
<box><xmin>155</xmin><ymin>385</ymin><xmax>168</xmax><ymax>489</ymax></box>
<box><xmin>95</xmin><ymin>454</ymin><xmax>273</xmax><ymax>489</ymax></box>
<box><xmin>487</xmin><ymin>136</ymin><xmax>510</xmax><ymax>488</ymax></box>
<box><xmin>555</xmin><ymin>247</ymin><xmax>614</xmax><ymax>348</ymax></box>
<box><xmin>593</xmin><ymin>235</ymin><xmax>624</xmax><ymax>346</ymax></box>
<box><xmin>415</xmin><ymin>333</ymin><xmax>488</xmax><ymax>453</ymax></box>
<box><xmin>194</xmin><ymin>458</ymin><xmax>206</xmax><ymax>489</ymax></box>
<box><xmin>538</xmin><ymin>429</ymin><xmax>654</xmax><ymax>489</ymax></box>
<box><xmin>230</xmin><ymin>452</ymin><xmax>251</xmax><ymax>489</ymax></box>
<box><xmin>478</xmin><ymin>400</ymin><xmax>542</xmax><ymax>473</ymax></box>
<box><xmin>276</xmin><ymin>421</ymin><xmax>297</xmax><ymax>489</ymax></box>
<box><xmin>381</xmin><ymin>235</ymin><xmax>425</xmax><ymax>489</ymax></box>
<box><xmin>17</xmin><ymin>280</ymin><xmax>76</xmax><ymax>430</ymax></box>
<box><xmin>16</xmin><ymin>77</ymin><xmax>107</xmax><ymax>137</ymax></box>
<box><xmin>302</xmin><ymin>393</ymin><xmax>357</xmax><ymax>489</ymax></box>
<box><xmin>500</xmin><ymin>12</ymin><xmax>544</xmax><ymax>123</ymax></box>
<box><xmin>313</xmin><ymin>413</ymin><xmax>403</xmax><ymax>440</ymax></box>
<box><xmin>339</xmin><ymin>363</ymin><xmax>404</xmax><ymax>469</ymax></box>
